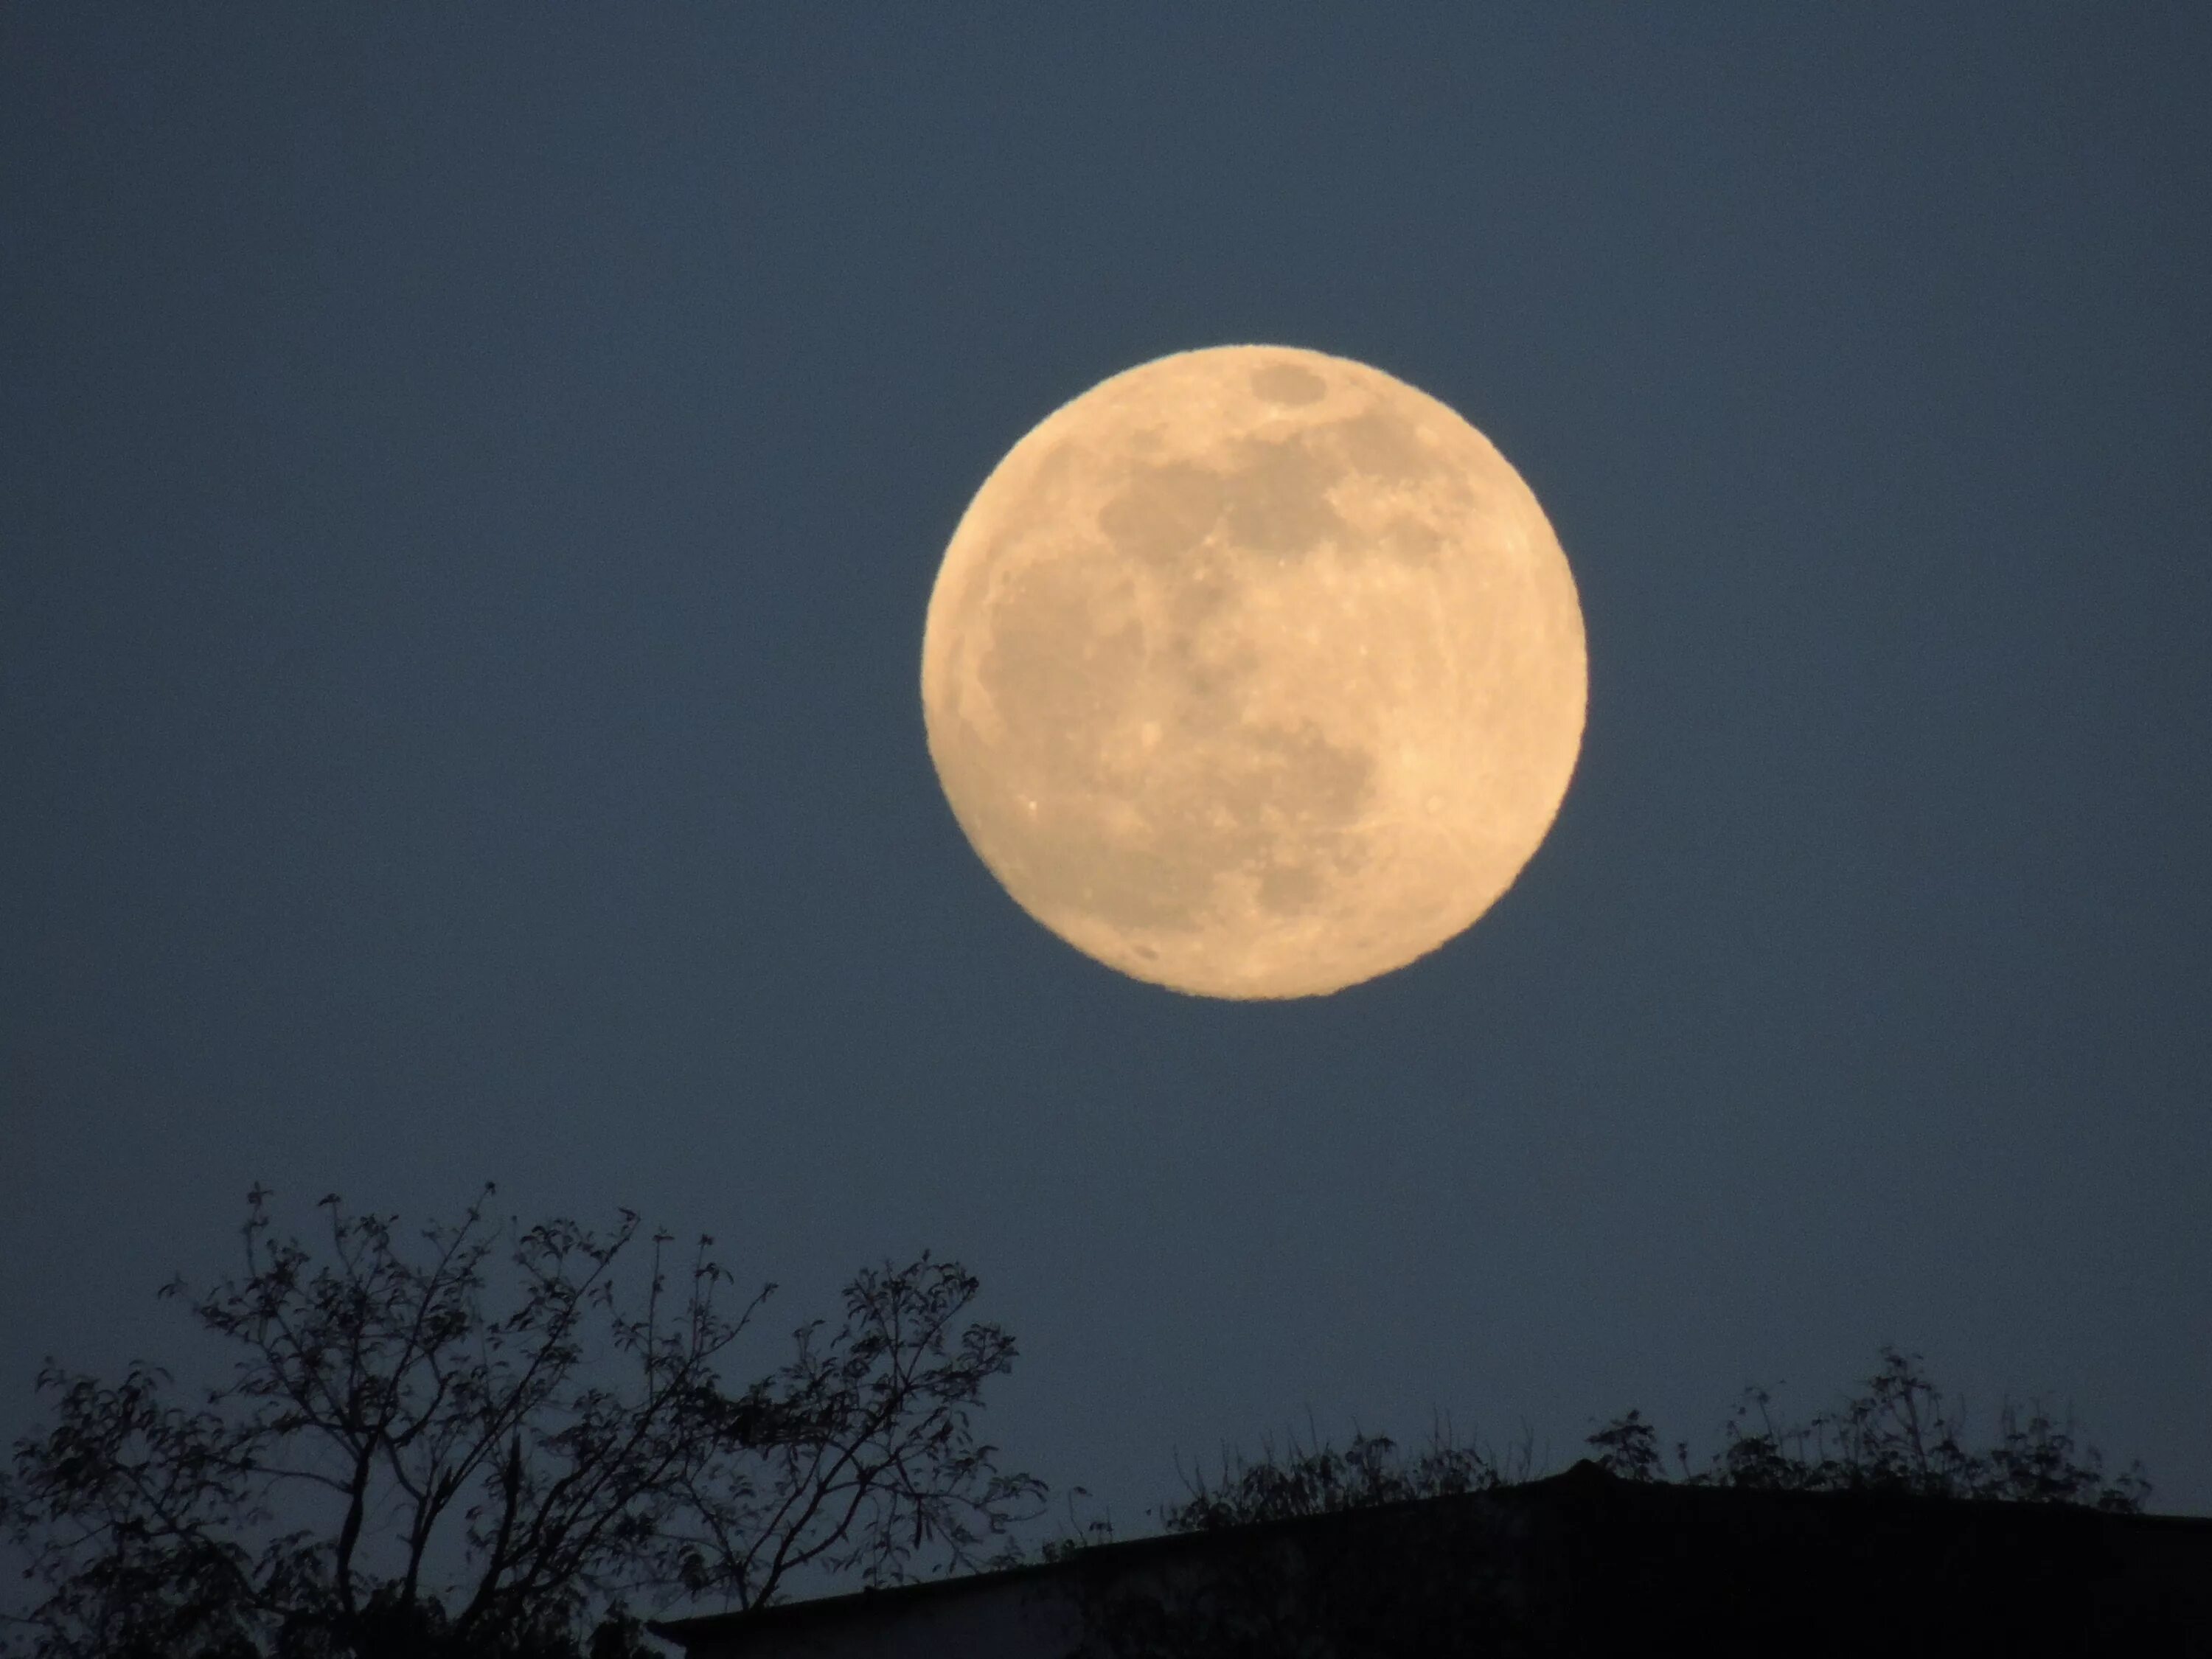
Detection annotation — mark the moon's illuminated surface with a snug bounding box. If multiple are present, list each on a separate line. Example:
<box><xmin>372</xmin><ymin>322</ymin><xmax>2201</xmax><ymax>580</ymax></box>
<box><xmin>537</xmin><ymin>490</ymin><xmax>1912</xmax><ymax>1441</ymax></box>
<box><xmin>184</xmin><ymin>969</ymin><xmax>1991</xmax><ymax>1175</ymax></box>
<box><xmin>922</xmin><ymin>344</ymin><xmax>1586</xmax><ymax>999</ymax></box>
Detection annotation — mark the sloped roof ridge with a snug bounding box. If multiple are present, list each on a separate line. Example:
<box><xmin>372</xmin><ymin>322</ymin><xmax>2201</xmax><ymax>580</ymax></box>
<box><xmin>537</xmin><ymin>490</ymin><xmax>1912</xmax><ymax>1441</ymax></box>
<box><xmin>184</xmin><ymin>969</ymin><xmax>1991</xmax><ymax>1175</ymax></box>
<box><xmin>647</xmin><ymin>1458</ymin><xmax>2212</xmax><ymax>1643</ymax></box>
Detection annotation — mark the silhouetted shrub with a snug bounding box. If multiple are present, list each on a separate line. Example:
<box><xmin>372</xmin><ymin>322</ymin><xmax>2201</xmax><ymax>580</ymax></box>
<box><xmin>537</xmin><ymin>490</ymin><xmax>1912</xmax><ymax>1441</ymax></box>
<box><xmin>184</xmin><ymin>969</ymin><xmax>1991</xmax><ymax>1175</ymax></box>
<box><xmin>1164</xmin><ymin>1349</ymin><xmax>2148</xmax><ymax>1527</ymax></box>
<box><xmin>1064</xmin><ymin>1349</ymin><xmax>2153</xmax><ymax>1658</ymax></box>
<box><xmin>1586</xmin><ymin>1346</ymin><xmax>2150</xmax><ymax>1510</ymax></box>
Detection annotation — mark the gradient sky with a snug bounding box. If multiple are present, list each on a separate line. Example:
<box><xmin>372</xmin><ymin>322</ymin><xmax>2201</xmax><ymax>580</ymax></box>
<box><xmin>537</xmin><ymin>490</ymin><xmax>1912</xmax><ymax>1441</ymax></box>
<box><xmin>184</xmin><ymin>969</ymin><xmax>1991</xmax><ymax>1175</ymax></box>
<box><xmin>4</xmin><ymin>3</ymin><xmax>2208</xmax><ymax>1581</ymax></box>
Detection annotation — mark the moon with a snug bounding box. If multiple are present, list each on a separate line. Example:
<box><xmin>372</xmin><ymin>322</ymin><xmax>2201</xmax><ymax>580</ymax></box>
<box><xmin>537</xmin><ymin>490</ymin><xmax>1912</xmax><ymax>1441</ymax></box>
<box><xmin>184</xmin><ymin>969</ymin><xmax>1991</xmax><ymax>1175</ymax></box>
<box><xmin>921</xmin><ymin>344</ymin><xmax>1586</xmax><ymax>1000</ymax></box>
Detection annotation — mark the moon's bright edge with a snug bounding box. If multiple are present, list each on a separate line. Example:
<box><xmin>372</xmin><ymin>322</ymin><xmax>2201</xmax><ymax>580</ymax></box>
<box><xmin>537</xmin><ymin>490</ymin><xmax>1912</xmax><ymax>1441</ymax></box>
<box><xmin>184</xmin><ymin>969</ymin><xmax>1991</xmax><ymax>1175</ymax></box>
<box><xmin>922</xmin><ymin>344</ymin><xmax>1587</xmax><ymax>999</ymax></box>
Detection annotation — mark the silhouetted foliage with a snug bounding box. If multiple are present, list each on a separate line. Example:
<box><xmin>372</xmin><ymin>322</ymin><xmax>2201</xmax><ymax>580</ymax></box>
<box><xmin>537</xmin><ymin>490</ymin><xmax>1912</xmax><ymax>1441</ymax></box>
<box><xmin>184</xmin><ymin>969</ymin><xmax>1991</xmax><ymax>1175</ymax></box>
<box><xmin>1051</xmin><ymin>1422</ymin><xmax>1533</xmax><ymax>1658</ymax></box>
<box><xmin>1157</xmin><ymin>1347</ymin><xmax>2147</xmax><ymax>1531</ymax></box>
<box><xmin>1156</xmin><ymin>1418</ymin><xmax>1534</xmax><ymax>1534</ymax></box>
<box><xmin>1067</xmin><ymin>1349</ymin><xmax>2152</xmax><ymax>1658</ymax></box>
<box><xmin>1584</xmin><ymin>1346</ymin><xmax>2151</xmax><ymax>1510</ymax></box>
<box><xmin>0</xmin><ymin>1186</ymin><xmax>1043</xmax><ymax>1659</ymax></box>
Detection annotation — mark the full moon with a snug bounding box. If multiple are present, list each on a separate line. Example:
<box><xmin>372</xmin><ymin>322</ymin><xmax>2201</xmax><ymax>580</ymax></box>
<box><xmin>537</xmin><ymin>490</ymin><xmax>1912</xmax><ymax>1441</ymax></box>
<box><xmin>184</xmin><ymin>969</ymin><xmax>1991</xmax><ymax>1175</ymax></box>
<box><xmin>921</xmin><ymin>345</ymin><xmax>1586</xmax><ymax>999</ymax></box>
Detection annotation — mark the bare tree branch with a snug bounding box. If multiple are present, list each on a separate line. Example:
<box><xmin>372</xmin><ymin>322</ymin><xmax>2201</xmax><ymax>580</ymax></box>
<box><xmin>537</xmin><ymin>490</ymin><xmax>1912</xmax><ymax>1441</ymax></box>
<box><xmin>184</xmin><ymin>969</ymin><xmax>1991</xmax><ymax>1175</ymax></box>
<box><xmin>0</xmin><ymin>1190</ymin><xmax>1044</xmax><ymax>1658</ymax></box>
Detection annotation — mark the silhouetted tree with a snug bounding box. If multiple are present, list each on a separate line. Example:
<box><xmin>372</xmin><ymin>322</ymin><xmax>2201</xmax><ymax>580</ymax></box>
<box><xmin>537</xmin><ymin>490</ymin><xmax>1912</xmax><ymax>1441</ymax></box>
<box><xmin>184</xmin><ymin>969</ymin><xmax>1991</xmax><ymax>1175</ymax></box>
<box><xmin>0</xmin><ymin>1186</ymin><xmax>1043</xmax><ymax>1659</ymax></box>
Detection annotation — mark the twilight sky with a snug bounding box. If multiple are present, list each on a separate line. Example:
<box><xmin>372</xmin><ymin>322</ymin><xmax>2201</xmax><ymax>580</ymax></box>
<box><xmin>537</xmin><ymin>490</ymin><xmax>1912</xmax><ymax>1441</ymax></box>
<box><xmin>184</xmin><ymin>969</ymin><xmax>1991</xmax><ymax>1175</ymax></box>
<box><xmin>4</xmin><ymin>1</ymin><xmax>2208</xmax><ymax>1572</ymax></box>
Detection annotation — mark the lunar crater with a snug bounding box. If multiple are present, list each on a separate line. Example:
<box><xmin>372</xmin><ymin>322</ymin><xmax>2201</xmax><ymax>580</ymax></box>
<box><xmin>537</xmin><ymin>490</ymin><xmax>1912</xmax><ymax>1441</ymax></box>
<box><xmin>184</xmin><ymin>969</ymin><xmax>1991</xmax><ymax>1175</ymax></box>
<box><xmin>1250</xmin><ymin>362</ymin><xmax>1329</xmax><ymax>406</ymax></box>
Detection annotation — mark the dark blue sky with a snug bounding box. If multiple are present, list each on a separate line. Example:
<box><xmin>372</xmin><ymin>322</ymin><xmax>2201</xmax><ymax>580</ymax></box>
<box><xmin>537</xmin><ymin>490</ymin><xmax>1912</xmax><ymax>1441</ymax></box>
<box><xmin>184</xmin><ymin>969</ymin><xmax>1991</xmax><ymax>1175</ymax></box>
<box><xmin>4</xmin><ymin>1</ymin><xmax>2208</xmax><ymax>1557</ymax></box>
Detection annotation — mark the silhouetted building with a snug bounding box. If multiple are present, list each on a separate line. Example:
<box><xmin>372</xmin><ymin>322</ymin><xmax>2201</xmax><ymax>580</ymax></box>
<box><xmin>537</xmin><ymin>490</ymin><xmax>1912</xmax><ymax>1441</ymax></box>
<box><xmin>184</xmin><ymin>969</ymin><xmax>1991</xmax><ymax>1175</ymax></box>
<box><xmin>650</xmin><ymin>1461</ymin><xmax>2212</xmax><ymax>1658</ymax></box>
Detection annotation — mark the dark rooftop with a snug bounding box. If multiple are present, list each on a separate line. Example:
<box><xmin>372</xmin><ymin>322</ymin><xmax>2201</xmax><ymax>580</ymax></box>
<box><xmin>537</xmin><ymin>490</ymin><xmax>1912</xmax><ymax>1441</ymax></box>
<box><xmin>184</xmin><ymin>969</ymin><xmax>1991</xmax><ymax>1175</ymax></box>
<box><xmin>653</xmin><ymin>1461</ymin><xmax>2212</xmax><ymax>1658</ymax></box>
